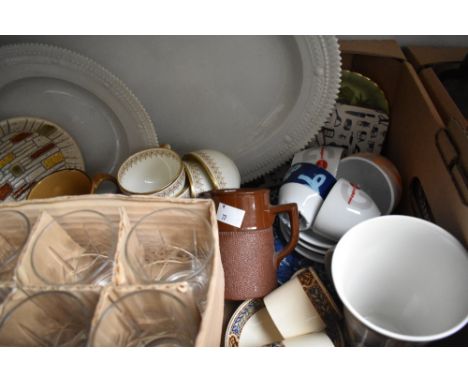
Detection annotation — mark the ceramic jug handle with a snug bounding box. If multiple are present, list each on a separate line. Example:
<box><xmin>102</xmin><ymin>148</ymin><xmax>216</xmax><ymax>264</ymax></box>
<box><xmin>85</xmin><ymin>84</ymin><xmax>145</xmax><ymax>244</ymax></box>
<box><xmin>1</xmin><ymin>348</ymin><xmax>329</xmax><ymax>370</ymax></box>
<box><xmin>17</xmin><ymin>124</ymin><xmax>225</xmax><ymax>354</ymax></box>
<box><xmin>90</xmin><ymin>173</ymin><xmax>120</xmax><ymax>194</ymax></box>
<box><xmin>269</xmin><ymin>203</ymin><xmax>299</xmax><ymax>268</ymax></box>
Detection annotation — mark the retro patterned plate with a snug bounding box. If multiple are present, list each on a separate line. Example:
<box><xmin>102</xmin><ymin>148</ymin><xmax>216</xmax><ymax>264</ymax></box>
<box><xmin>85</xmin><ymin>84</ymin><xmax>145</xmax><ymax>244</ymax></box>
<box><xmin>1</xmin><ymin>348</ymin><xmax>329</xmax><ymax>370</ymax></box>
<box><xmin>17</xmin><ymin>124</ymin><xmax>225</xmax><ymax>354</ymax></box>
<box><xmin>0</xmin><ymin>117</ymin><xmax>84</xmax><ymax>202</ymax></box>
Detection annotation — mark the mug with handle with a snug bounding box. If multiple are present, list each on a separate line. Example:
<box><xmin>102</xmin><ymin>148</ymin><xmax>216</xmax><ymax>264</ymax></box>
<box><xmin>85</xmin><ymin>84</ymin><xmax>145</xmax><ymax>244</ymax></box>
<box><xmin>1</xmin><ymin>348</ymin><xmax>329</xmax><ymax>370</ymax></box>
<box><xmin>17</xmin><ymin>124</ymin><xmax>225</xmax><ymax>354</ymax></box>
<box><xmin>27</xmin><ymin>169</ymin><xmax>119</xmax><ymax>200</ymax></box>
<box><xmin>201</xmin><ymin>188</ymin><xmax>299</xmax><ymax>300</ymax></box>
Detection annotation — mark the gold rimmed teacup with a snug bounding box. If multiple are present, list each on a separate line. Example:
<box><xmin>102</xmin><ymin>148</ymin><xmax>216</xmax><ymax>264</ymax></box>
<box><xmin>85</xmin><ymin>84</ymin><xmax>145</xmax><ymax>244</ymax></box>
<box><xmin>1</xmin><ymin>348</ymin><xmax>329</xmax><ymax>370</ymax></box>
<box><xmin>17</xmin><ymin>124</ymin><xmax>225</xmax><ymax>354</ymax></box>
<box><xmin>183</xmin><ymin>159</ymin><xmax>214</xmax><ymax>197</ymax></box>
<box><xmin>183</xmin><ymin>149</ymin><xmax>241</xmax><ymax>191</ymax></box>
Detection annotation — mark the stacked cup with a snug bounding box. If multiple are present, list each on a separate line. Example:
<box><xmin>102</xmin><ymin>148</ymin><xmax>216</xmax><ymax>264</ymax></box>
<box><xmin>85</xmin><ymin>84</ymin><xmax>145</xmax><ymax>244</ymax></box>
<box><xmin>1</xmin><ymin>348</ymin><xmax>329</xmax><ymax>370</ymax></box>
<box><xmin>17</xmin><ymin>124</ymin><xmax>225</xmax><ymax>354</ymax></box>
<box><xmin>224</xmin><ymin>267</ymin><xmax>344</xmax><ymax>347</ymax></box>
<box><xmin>182</xmin><ymin>149</ymin><xmax>241</xmax><ymax>197</ymax></box>
<box><xmin>278</xmin><ymin>146</ymin><xmax>401</xmax><ymax>262</ymax></box>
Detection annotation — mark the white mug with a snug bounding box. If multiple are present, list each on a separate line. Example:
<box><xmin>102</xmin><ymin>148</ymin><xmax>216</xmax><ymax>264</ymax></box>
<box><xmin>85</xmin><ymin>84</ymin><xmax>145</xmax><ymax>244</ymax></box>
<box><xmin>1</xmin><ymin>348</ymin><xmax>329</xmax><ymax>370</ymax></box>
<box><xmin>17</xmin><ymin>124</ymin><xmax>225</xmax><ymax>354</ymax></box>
<box><xmin>279</xmin><ymin>163</ymin><xmax>336</xmax><ymax>230</ymax></box>
<box><xmin>312</xmin><ymin>178</ymin><xmax>381</xmax><ymax>241</ymax></box>
<box><xmin>292</xmin><ymin>146</ymin><xmax>344</xmax><ymax>177</ymax></box>
<box><xmin>331</xmin><ymin>215</ymin><xmax>468</xmax><ymax>346</ymax></box>
<box><xmin>263</xmin><ymin>267</ymin><xmax>341</xmax><ymax>339</ymax></box>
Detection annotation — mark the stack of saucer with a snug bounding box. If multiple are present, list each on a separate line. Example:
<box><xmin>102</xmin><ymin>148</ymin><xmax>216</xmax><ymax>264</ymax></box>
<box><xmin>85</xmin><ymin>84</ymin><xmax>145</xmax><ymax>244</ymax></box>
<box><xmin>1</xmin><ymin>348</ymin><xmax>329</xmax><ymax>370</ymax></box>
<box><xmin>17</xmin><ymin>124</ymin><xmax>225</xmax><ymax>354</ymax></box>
<box><xmin>278</xmin><ymin>215</ymin><xmax>334</xmax><ymax>263</ymax></box>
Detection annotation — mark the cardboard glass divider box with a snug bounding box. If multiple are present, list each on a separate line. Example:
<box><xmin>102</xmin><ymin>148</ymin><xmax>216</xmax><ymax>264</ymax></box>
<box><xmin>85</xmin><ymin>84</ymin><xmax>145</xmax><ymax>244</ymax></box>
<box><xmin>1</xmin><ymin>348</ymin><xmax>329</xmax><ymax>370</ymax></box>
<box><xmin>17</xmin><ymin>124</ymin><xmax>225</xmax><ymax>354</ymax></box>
<box><xmin>0</xmin><ymin>194</ymin><xmax>224</xmax><ymax>346</ymax></box>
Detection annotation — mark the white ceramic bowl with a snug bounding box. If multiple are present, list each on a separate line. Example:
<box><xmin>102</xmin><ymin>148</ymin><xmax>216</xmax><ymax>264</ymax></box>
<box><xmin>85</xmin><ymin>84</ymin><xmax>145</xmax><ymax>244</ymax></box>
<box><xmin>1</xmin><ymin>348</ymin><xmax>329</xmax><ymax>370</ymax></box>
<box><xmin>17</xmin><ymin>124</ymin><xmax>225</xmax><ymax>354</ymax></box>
<box><xmin>336</xmin><ymin>153</ymin><xmax>402</xmax><ymax>215</ymax></box>
<box><xmin>118</xmin><ymin>147</ymin><xmax>184</xmax><ymax>196</ymax></box>
<box><xmin>185</xmin><ymin>149</ymin><xmax>241</xmax><ymax>190</ymax></box>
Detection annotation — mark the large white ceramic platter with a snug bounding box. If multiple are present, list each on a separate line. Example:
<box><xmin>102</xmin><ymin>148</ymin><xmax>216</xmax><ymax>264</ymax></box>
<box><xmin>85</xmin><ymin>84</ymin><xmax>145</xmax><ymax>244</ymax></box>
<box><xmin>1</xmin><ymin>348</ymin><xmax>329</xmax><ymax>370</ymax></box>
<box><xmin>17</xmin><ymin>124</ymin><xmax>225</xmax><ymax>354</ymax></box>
<box><xmin>150</xmin><ymin>36</ymin><xmax>340</xmax><ymax>182</ymax></box>
<box><xmin>0</xmin><ymin>44</ymin><xmax>158</xmax><ymax>176</ymax></box>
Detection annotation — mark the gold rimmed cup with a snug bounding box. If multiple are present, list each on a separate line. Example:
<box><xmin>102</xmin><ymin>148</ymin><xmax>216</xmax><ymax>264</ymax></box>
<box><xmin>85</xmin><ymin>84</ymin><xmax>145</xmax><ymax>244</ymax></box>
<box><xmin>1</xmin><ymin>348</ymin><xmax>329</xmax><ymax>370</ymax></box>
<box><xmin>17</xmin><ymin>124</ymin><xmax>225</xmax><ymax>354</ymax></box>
<box><xmin>183</xmin><ymin>149</ymin><xmax>241</xmax><ymax>192</ymax></box>
<box><xmin>183</xmin><ymin>159</ymin><xmax>215</xmax><ymax>197</ymax></box>
<box><xmin>117</xmin><ymin>145</ymin><xmax>185</xmax><ymax>197</ymax></box>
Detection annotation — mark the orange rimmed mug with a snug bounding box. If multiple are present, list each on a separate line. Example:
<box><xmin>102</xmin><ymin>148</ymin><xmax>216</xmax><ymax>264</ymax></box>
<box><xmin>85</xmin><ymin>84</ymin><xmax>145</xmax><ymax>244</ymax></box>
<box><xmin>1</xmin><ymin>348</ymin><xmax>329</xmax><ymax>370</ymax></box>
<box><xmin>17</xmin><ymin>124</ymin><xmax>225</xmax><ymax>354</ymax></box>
<box><xmin>201</xmin><ymin>188</ymin><xmax>299</xmax><ymax>300</ymax></box>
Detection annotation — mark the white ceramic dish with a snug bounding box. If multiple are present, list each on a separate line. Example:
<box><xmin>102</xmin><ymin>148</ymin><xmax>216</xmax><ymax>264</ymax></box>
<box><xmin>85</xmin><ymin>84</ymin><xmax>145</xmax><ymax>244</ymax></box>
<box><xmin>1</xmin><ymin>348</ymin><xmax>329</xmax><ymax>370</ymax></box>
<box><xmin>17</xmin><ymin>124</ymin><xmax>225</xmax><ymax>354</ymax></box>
<box><xmin>279</xmin><ymin>221</ymin><xmax>328</xmax><ymax>255</ymax></box>
<box><xmin>294</xmin><ymin>242</ymin><xmax>326</xmax><ymax>264</ymax></box>
<box><xmin>118</xmin><ymin>147</ymin><xmax>184</xmax><ymax>196</ymax></box>
<box><xmin>336</xmin><ymin>153</ymin><xmax>401</xmax><ymax>215</ymax></box>
<box><xmin>0</xmin><ymin>117</ymin><xmax>84</xmax><ymax>202</ymax></box>
<box><xmin>0</xmin><ymin>43</ymin><xmax>158</xmax><ymax>176</ymax></box>
<box><xmin>161</xmin><ymin>36</ymin><xmax>340</xmax><ymax>182</ymax></box>
<box><xmin>184</xmin><ymin>149</ymin><xmax>240</xmax><ymax>190</ymax></box>
<box><xmin>280</xmin><ymin>215</ymin><xmax>335</xmax><ymax>249</ymax></box>
<box><xmin>183</xmin><ymin>158</ymin><xmax>214</xmax><ymax>197</ymax></box>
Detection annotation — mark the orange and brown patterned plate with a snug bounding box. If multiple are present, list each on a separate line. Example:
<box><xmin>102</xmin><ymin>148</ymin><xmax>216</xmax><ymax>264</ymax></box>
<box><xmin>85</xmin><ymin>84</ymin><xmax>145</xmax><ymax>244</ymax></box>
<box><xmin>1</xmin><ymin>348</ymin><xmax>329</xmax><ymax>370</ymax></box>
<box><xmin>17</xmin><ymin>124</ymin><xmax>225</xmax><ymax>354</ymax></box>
<box><xmin>0</xmin><ymin>117</ymin><xmax>84</xmax><ymax>202</ymax></box>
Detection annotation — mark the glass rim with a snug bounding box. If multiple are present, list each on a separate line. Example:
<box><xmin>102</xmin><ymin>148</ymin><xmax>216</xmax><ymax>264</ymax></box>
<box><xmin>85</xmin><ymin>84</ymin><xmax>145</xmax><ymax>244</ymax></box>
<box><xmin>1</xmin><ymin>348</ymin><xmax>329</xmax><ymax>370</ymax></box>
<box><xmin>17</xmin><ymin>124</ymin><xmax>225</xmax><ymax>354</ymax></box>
<box><xmin>124</xmin><ymin>207</ymin><xmax>214</xmax><ymax>285</ymax></box>
<box><xmin>0</xmin><ymin>289</ymin><xmax>91</xmax><ymax>333</ymax></box>
<box><xmin>0</xmin><ymin>210</ymin><xmax>31</xmax><ymax>269</ymax></box>
<box><xmin>30</xmin><ymin>209</ymin><xmax>117</xmax><ymax>286</ymax></box>
<box><xmin>88</xmin><ymin>288</ymin><xmax>196</xmax><ymax>346</ymax></box>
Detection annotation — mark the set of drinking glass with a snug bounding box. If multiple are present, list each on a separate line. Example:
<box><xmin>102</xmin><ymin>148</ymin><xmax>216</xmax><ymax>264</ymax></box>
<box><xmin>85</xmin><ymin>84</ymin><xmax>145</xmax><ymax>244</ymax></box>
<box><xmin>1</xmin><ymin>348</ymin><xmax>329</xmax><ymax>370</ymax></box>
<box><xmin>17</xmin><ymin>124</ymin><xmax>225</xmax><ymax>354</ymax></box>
<box><xmin>0</xmin><ymin>206</ymin><xmax>215</xmax><ymax>346</ymax></box>
<box><xmin>278</xmin><ymin>145</ymin><xmax>402</xmax><ymax>261</ymax></box>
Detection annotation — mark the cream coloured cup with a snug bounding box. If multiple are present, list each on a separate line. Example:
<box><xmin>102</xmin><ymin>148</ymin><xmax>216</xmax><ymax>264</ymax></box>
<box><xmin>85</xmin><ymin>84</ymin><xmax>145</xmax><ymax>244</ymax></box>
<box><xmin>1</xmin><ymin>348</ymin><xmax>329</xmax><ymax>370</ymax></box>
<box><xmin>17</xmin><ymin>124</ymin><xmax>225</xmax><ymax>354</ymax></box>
<box><xmin>263</xmin><ymin>267</ymin><xmax>341</xmax><ymax>339</ymax></box>
<box><xmin>117</xmin><ymin>146</ymin><xmax>185</xmax><ymax>197</ymax></box>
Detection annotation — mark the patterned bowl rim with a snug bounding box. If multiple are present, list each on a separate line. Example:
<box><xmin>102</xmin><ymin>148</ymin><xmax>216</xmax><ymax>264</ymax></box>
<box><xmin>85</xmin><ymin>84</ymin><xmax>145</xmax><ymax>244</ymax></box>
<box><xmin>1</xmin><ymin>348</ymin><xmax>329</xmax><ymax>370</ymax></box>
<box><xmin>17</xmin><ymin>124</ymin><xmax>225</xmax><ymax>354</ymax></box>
<box><xmin>117</xmin><ymin>147</ymin><xmax>183</xmax><ymax>195</ymax></box>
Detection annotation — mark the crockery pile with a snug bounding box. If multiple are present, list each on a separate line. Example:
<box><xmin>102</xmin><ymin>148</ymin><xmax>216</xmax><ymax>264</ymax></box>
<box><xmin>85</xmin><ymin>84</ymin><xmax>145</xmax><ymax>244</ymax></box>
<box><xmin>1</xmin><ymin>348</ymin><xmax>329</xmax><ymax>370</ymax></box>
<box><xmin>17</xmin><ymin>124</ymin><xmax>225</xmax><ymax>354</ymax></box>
<box><xmin>277</xmin><ymin>145</ymin><xmax>402</xmax><ymax>263</ymax></box>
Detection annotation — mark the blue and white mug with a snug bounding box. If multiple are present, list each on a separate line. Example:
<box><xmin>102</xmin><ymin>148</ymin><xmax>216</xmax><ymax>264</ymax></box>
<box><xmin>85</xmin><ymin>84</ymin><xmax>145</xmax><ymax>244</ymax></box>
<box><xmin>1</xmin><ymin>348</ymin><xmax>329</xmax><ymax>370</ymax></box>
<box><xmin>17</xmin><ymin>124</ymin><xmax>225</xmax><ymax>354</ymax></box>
<box><xmin>279</xmin><ymin>163</ymin><xmax>336</xmax><ymax>230</ymax></box>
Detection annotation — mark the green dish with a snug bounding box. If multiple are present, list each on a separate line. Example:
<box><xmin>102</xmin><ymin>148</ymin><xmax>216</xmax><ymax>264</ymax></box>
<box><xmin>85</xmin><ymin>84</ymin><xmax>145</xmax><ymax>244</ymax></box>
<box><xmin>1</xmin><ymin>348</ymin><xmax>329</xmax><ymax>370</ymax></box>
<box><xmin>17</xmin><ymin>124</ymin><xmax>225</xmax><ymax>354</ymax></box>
<box><xmin>338</xmin><ymin>70</ymin><xmax>390</xmax><ymax>114</ymax></box>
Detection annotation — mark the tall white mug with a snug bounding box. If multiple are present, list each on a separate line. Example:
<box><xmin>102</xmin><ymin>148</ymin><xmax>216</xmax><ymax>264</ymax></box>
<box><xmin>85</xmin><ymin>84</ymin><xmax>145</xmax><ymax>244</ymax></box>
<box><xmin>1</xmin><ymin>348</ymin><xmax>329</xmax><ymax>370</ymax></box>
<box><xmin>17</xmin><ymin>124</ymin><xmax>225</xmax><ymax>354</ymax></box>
<box><xmin>331</xmin><ymin>215</ymin><xmax>468</xmax><ymax>346</ymax></box>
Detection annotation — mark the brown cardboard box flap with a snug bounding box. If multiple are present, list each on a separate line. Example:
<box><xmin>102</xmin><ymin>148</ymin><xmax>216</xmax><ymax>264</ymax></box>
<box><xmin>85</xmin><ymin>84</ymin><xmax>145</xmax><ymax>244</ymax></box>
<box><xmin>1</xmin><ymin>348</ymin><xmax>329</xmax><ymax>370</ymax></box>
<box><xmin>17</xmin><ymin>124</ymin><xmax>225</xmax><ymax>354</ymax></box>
<box><xmin>339</xmin><ymin>39</ymin><xmax>406</xmax><ymax>60</ymax></box>
<box><xmin>406</xmin><ymin>46</ymin><xmax>468</xmax><ymax>70</ymax></box>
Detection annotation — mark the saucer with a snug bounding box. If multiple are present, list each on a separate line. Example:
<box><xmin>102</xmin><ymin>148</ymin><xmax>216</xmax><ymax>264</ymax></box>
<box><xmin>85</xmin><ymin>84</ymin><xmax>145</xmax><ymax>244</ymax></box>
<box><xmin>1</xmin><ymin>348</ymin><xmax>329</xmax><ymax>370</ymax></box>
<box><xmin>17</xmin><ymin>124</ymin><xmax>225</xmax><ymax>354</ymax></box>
<box><xmin>280</xmin><ymin>216</ymin><xmax>335</xmax><ymax>249</ymax></box>
<box><xmin>225</xmin><ymin>299</ymin><xmax>283</xmax><ymax>347</ymax></box>
<box><xmin>294</xmin><ymin>243</ymin><xmax>326</xmax><ymax>264</ymax></box>
<box><xmin>280</xmin><ymin>222</ymin><xmax>328</xmax><ymax>255</ymax></box>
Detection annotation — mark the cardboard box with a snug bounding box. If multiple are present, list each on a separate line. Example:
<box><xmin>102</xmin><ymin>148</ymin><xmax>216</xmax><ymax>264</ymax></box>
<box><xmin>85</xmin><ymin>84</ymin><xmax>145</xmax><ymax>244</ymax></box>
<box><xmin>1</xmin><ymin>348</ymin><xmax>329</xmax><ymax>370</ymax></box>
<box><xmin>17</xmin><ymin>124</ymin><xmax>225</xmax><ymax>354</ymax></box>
<box><xmin>405</xmin><ymin>46</ymin><xmax>467</xmax><ymax>230</ymax></box>
<box><xmin>340</xmin><ymin>40</ymin><xmax>467</xmax><ymax>345</ymax></box>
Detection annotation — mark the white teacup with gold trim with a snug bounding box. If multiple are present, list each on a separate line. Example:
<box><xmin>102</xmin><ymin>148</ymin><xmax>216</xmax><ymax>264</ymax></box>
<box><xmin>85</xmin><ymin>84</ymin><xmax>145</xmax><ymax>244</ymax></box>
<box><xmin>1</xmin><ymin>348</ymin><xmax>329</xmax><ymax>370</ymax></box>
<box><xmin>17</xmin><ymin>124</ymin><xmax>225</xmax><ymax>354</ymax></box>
<box><xmin>183</xmin><ymin>159</ymin><xmax>214</xmax><ymax>197</ymax></box>
<box><xmin>184</xmin><ymin>149</ymin><xmax>241</xmax><ymax>191</ymax></box>
<box><xmin>117</xmin><ymin>145</ymin><xmax>185</xmax><ymax>197</ymax></box>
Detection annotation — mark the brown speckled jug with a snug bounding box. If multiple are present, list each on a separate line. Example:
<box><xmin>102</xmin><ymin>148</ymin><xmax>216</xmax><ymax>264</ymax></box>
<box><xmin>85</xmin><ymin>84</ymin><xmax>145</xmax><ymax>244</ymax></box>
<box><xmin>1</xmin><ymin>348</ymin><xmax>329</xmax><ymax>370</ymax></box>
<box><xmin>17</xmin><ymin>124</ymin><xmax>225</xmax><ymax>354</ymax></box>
<box><xmin>202</xmin><ymin>188</ymin><xmax>299</xmax><ymax>301</ymax></box>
